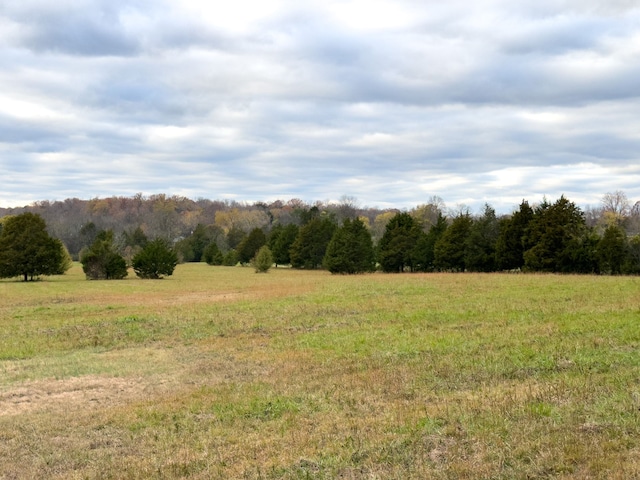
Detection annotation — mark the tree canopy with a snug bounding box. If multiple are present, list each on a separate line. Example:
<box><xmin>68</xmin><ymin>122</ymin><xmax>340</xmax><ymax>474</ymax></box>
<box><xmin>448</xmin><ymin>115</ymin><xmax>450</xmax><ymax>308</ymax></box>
<box><xmin>269</xmin><ymin>223</ymin><xmax>299</xmax><ymax>266</ymax></box>
<box><xmin>0</xmin><ymin>212</ymin><xmax>71</xmax><ymax>281</ymax></box>
<box><xmin>377</xmin><ymin>212</ymin><xmax>422</xmax><ymax>272</ymax></box>
<box><xmin>290</xmin><ymin>216</ymin><xmax>337</xmax><ymax>269</ymax></box>
<box><xmin>237</xmin><ymin>228</ymin><xmax>267</xmax><ymax>264</ymax></box>
<box><xmin>323</xmin><ymin>218</ymin><xmax>376</xmax><ymax>274</ymax></box>
<box><xmin>433</xmin><ymin>213</ymin><xmax>473</xmax><ymax>272</ymax></box>
<box><xmin>2</xmin><ymin>192</ymin><xmax>640</xmax><ymax>276</ymax></box>
<box><xmin>523</xmin><ymin>196</ymin><xmax>587</xmax><ymax>272</ymax></box>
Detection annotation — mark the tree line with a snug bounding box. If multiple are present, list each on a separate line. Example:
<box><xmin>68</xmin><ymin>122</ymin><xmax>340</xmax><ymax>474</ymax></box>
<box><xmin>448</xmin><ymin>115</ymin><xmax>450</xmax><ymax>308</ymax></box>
<box><xmin>1</xmin><ymin>191</ymin><xmax>640</xmax><ymax>280</ymax></box>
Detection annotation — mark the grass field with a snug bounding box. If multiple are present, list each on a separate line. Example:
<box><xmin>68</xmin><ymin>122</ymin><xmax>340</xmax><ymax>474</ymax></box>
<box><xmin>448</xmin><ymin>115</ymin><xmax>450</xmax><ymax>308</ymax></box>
<box><xmin>1</xmin><ymin>264</ymin><xmax>639</xmax><ymax>479</ymax></box>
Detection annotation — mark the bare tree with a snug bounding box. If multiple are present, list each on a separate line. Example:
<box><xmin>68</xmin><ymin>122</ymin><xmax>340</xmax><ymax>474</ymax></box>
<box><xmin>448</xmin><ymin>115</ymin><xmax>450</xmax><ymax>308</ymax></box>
<box><xmin>602</xmin><ymin>191</ymin><xmax>630</xmax><ymax>217</ymax></box>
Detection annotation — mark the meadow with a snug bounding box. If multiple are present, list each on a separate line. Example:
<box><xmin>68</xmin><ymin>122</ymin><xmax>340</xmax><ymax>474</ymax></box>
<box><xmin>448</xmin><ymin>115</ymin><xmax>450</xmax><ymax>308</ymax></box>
<box><xmin>0</xmin><ymin>264</ymin><xmax>639</xmax><ymax>479</ymax></box>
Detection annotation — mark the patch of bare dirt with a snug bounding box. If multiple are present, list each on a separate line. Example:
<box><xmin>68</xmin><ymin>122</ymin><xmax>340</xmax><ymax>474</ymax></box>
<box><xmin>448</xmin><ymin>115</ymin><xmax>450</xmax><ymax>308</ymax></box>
<box><xmin>158</xmin><ymin>291</ymin><xmax>242</xmax><ymax>306</ymax></box>
<box><xmin>0</xmin><ymin>375</ymin><xmax>171</xmax><ymax>417</ymax></box>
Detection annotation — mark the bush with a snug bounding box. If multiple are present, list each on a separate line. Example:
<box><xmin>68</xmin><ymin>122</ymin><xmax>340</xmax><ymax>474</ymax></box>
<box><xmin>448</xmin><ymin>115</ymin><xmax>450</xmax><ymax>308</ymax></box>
<box><xmin>132</xmin><ymin>238</ymin><xmax>178</xmax><ymax>279</ymax></box>
<box><xmin>252</xmin><ymin>246</ymin><xmax>273</xmax><ymax>273</ymax></box>
<box><xmin>223</xmin><ymin>249</ymin><xmax>239</xmax><ymax>266</ymax></box>
<box><xmin>80</xmin><ymin>231</ymin><xmax>128</xmax><ymax>280</ymax></box>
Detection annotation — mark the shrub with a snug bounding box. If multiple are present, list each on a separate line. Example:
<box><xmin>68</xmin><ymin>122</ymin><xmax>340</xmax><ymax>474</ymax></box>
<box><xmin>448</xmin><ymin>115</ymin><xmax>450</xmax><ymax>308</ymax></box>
<box><xmin>252</xmin><ymin>245</ymin><xmax>273</xmax><ymax>273</ymax></box>
<box><xmin>132</xmin><ymin>238</ymin><xmax>178</xmax><ymax>279</ymax></box>
<box><xmin>80</xmin><ymin>231</ymin><xmax>128</xmax><ymax>280</ymax></box>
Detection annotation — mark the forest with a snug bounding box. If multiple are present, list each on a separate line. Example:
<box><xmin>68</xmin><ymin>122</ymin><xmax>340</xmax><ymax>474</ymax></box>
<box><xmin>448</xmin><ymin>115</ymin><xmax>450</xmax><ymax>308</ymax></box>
<box><xmin>1</xmin><ymin>191</ymin><xmax>640</xmax><ymax>276</ymax></box>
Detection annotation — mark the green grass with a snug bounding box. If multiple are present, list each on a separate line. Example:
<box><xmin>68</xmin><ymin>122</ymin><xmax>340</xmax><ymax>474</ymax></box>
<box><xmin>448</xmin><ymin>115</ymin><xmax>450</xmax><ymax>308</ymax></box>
<box><xmin>1</xmin><ymin>264</ymin><xmax>639</xmax><ymax>478</ymax></box>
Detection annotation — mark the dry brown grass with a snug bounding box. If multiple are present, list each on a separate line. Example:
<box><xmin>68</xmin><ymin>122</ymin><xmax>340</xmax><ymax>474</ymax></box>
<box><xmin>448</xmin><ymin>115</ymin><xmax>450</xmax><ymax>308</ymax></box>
<box><xmin>1</xmin><ymin>265</ymin><xmax>639</xmax><ymax>478</ymax></box>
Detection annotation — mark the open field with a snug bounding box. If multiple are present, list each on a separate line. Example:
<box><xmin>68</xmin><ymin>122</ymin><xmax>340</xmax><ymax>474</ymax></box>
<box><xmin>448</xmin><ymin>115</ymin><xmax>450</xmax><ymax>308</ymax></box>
<box><xmin>1</xmin><ymin>264</ymin><xmax>639</xmax><ymax>479</ymax></box>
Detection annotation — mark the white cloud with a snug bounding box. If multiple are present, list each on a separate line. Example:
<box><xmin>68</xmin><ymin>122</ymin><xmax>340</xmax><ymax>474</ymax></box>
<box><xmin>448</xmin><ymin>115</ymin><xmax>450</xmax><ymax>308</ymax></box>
<box><xmin>0</xmin><ymin>0</ymin><xmax>639</xmax><ymax>211</ymax></box>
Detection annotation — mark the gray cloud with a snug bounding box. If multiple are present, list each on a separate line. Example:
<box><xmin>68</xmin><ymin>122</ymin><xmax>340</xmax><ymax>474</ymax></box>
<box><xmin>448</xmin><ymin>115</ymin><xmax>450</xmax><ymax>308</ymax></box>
<box><xmin>1</xmin><ymin>0</ymin><xmax>639</xmax><ymax>212</ymax></box>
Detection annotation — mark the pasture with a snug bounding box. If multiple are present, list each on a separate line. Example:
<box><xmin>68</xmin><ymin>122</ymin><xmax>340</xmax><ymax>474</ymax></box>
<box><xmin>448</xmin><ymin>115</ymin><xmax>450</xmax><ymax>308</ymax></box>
<box><xmin>0</xmin><ymin>264</ymin><xmax>639</xmax><ymax>479</ymax></box>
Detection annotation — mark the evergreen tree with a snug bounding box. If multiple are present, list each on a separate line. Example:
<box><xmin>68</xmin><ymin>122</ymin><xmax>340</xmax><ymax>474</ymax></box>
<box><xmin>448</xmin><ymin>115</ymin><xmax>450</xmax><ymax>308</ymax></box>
<box><xmin>122</xmin><ymin>226</ymin><xmax>148</xmax><ymax>249</ymax></box>
<box><xmin>323</xmin><ymin>218</ymin><xmax>376</xmax><ymax>274</ymax></box>
<box><xmin>465</xmin><ymin>204</ymin><xmax>499</xmax><ymax>272</ymax></box>
<box><xmin>0</xmin><ymin>212</ymin><xmax>71</xmax><ymax>281</ymax></box>
<box><xmin>412</xmin><ymin>213</ymin><xmax>447</xmax><ymax>272</ymax></box>
<box><xmin>226</xmin><ymin>226</ymin><xmax>247</xmax><ymax>250</ymax></box>
<box><xmin>121</xmin><ymin>226</ymin><xmax>149</xmax><ymax>265</ymax></box>
<box><xmin>80</xmin><ymin>230</ymin><xmax>128</xmax><ymax>280</ymax></box>
<box><xmin>377</xmin><ymin>212</ymin><xmax>422</xmax><ymax>272</ymax></box>
<box><xmin>290</xmin><ymin>216</ymin><xmax>337</xmax><ymax>269</ymax></box>
<box><xmin>132</xmin><ymin>238</ymin><xmax>178</xmax><ymax>279</ymax></box>
<box><xmin>597</xmin><ymin>225</ymin><xmax>627</xmax><ymax>274</ymax></box>
<box><xmin>203</xmin><ymin>241</ymin><xmax>224</xmax><ymax>265</ymax></box>
<box><xmin>78</xmin><ymin>222</ymin><xmax>99</xmax><ymax>254</ymax></box>
<box><xmin>495</xmin><ymin>200</ymin><xmax>534</xmax><ymax>270</ymax></box>
<box><xmin>222</xmin><ymin>249</ymin><xmax>239</xmax><ymax>266</ymax></box>
<box><xmin>523</xmin><ymin>196</ymin><xmax>586</xmax><ymax>272</ymax></box>
<box><xmin>623</xmin><ymin>235</ymin><xmax>640</xmax><ymax>274</ymax></box>
<box><xmin>557</xmin><ymin>229</ymin><xmax>599</xmax><ymax>274</ymax></box>
<box><xmin>176</xmin><ymin>223</ymin><xmax>216</xmax><ymax>262</ymax></box>
<box><xmin>434</xmin><ymin>213</ymin><xmax>472</xmax><ymax>271</ymax></box>
<box><xmin>252</xmin><ymin>245</ymin><xmax>274</xmax><ymax>273</ymax></box>
<box><xmin>269</xmin><ymin>223</ymin><xmax>299</xmax><ymax>266</ymax></box>
<box><xmin>237</xmin><ymin>227</ymin><xmax>267</xmax><ymax>264</ymax></box>
<box><xmin>296</xmin><ymin>205</ymin><xmax>321</xmax><ymax>225</ymax></box>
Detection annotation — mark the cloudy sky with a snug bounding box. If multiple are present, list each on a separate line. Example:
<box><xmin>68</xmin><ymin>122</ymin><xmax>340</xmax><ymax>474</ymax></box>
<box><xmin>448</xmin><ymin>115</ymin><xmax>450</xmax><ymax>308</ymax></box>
<box><xmin>1</xmin><ymin>0</ymin><xmax>639</xmax><ymax>212</ymax></box>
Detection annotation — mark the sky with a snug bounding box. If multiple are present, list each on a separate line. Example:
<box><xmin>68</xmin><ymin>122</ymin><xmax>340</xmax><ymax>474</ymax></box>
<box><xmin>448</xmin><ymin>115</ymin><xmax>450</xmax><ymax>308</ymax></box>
<box><xmin>1</xmin><ymin>0</ymin><xmax>639</xmax><ymax>213</ymax></box>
